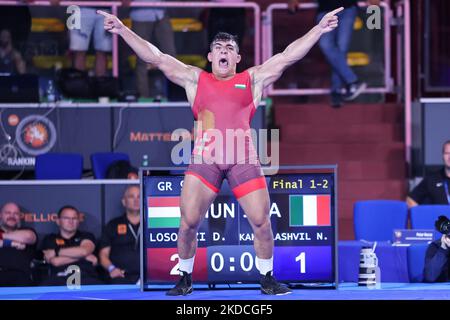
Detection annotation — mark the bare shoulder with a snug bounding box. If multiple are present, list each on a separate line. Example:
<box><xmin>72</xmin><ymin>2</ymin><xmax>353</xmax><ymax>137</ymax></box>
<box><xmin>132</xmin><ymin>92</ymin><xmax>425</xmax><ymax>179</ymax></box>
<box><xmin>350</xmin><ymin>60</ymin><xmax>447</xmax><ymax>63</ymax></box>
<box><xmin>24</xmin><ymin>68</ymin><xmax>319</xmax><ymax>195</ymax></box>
<box><xmin>246</xmin><ymin>65</ymin><xmax>263</xmax><ymax>86</ymax></box>
<box><xmin>246</xmin><ymin>65</ymin><xmax>260</xmax><ymax>78</ymax></box>
<box><xmin>188</xmin><ymin>65</ymin><xmax>204</xmax><ymax>84</ymax></box>
<box><xmin>158</xmin><ymin>54</ymin><xmax>203</xmax><ymax>88</ymax></box>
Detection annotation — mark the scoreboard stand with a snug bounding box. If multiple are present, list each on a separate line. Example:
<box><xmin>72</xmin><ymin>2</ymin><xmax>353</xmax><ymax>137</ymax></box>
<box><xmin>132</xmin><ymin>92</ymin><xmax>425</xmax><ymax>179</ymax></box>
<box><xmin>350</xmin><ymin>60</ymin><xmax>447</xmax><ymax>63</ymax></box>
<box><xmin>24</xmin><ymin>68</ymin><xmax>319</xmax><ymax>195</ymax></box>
<box><xmin>140</xmin><ymin>165</ymin><xmax>338</xmax><ymax>291</ymax></box>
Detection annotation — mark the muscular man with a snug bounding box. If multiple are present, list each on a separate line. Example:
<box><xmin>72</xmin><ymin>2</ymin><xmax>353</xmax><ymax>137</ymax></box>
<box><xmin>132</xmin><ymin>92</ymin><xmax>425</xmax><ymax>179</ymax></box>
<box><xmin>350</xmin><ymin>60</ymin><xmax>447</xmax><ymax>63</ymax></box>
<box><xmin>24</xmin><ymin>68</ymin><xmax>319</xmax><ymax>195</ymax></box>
<box><xmin>98</xmin><ymin>7</ymin><xmax>342</xmax><ymax>295</ymax></box>
<box><xmin>0</xmin><ymin>202</ymin><xmax>37</xmax><ymax>286</ymax></box>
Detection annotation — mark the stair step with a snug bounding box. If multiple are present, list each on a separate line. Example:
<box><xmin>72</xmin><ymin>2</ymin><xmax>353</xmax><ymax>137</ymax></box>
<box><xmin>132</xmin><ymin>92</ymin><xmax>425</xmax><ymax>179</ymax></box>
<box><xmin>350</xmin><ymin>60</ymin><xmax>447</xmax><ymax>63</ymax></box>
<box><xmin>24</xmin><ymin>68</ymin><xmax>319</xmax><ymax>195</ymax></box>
<box><xmin>338</xmin><ymin>161</ymin><xmax>407</xmax><ymax>180</ymax></box>
<box><xmin>272</xmin><ymin>100</ymin><xmax>405</xmax><ymax>240</ymax></box>
<box><xmin>281</xmin><ymin>123</ymin><xmax>403</xmax><ymax>143</ymax></box>
<box><xmin>339</xmin><ymin>180</ymin><xmax>407</xmax><ymax>200</ymax></box>
<box><xmin>274</xmin><ymin>104</ymin><xmax>403</xmax><ymax>125</ymax></box>
<box><xmin>279</xmin><ymin>142</ymin><xmax>405</xmax><ymax>163</ymax></box>
<box><xmin>275</xmin><ymin>161</ymin><xmax>406</xmax><ymax>180</ymax></box>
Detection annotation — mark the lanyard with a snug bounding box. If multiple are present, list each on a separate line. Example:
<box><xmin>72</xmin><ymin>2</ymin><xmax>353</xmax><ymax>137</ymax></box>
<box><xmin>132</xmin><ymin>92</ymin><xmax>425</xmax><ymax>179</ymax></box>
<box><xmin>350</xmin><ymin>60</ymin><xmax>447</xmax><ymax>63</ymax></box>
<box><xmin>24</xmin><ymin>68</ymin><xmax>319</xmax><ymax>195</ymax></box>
<box><xmin>444</xmin><ymin>181</ymin><xmax>450</xmax><ymax>205</ymax></box>
<box><xmin>128</xmin><ymin>223</ymin><xmax>141</xmax><ymax>249</ymax></box>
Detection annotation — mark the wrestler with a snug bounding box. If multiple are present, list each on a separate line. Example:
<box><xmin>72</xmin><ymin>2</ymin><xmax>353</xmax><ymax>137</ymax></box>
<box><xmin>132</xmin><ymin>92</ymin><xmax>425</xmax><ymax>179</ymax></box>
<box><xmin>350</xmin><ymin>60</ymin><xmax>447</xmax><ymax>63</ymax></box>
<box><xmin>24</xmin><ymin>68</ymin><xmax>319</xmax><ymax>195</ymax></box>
<box><xmin>98</xmin><ymin>7</ymin><xmax>342</xmax><ymax>295</ymax></box>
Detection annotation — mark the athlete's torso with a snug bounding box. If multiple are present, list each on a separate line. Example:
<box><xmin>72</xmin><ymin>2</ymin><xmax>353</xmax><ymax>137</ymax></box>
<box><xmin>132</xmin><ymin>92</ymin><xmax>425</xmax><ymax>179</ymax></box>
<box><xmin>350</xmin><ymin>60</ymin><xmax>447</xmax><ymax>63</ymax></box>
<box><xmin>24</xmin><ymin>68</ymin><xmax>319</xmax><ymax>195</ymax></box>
<box><xmin>191</xmin><ymin>71</ymin><xmax>259</xmax><ymax>165</ymax></box>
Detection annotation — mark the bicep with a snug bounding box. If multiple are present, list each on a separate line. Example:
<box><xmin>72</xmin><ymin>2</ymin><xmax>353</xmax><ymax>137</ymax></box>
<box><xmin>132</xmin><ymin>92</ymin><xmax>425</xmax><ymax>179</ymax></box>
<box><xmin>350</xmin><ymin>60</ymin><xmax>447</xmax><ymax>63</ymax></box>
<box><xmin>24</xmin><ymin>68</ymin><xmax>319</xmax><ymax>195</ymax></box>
<box><xmin>99</xmin><ymin>246</ymin><xmax>111</xmax><ymax>258</ymax></box>
<box><xmin>24</xmin><ymin>230</ymin><xmax>37</xmax><ymax>244</ymax></box>
<box><xmin>158</xmin><ymin>54</ymin><xmax>200</xmax><ymax>88</ymax></box>
<box><xmin>251</xmin><ymin>53</ymin><xmax>289</xmax><ymax>88</ymax></box>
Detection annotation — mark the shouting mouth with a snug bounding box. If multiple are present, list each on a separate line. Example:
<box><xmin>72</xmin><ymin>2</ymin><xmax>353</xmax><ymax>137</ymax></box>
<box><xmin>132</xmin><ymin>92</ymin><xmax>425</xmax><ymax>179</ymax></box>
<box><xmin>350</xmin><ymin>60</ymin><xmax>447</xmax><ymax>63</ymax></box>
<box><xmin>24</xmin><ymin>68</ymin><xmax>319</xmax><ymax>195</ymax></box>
<box><xmin>219</xmin><ymin>58</ymin><xmax>229</xmax><ymax>69</ymax></box>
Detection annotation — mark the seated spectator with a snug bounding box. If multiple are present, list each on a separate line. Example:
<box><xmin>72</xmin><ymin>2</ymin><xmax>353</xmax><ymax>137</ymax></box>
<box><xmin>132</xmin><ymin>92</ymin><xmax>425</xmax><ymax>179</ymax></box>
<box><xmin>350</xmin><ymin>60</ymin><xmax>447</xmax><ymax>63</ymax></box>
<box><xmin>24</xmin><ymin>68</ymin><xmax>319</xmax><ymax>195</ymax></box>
<box><xmin>0</xmin><ymin>202</ymin><xmax>37</xmax><ymax>286</ymax></box>
<box><xmin>407</xmin><ymin>140</ymin><xmax>450</xmax><ymax>208</ymax></box>
<box><xmin>41</xmin><ymin>205</ymin><xmax>102</xmax><ymax>286</ymax></box>
<box><xmin>423</xmin><ymin>233</ymin><xmax>450</xmax><ymax>282</ymax></box>
<box><xmin>99</xmin><ymin>185</ymin><xmax>140</xmax><ymax>284</ymax></box>
<box><xmin>0</xmin><ymin>29</ymin><xmax>26</xmax><ymax>75</ymax></box>
<box><xmin>106</xmin><ymin>160</ymin><xmax>138</xmax><ymax>179</ymax></box>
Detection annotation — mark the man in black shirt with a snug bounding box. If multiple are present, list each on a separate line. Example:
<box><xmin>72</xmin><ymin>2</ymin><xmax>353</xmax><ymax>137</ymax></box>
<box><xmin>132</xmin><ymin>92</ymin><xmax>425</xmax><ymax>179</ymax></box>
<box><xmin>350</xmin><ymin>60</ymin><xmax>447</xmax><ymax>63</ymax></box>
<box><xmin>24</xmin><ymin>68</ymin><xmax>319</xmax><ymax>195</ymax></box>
<box><xmin>288</xmin><ymin>0</ymin><xmax>379</xmax><ymax>107</ymax></box>
<box><xmin>0</xmin><ymin>202</ymin><xmax>37</xmax><ymax>286</ymax></box>
<box><xmin>99</xmin><ymin>185</ymin><xmax>140</xmax><ymax>284</ymax></box>
<box><xmin>407</xmin><ymin>140</ymin><xmax>450</xmax><ymax>208</ymax></box>
<box><xmin>41</xmin><ymin>205</ymin><xmax>102</xmax><ymax>286</ymax></box>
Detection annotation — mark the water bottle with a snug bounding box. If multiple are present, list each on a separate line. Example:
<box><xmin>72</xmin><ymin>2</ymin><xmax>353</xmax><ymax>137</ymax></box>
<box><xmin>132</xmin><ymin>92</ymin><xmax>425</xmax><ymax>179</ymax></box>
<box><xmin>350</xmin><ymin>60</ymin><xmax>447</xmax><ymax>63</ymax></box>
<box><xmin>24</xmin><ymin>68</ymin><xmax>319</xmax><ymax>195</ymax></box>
<box><xmin>46</xmin><ymin>79</ymin><xmax>56</xmax><ymax>102</ymax></box>
<box><xmin>358</xmin><ymin>243</ymin><xmax>381</xmax><ymax>288</ymax></box>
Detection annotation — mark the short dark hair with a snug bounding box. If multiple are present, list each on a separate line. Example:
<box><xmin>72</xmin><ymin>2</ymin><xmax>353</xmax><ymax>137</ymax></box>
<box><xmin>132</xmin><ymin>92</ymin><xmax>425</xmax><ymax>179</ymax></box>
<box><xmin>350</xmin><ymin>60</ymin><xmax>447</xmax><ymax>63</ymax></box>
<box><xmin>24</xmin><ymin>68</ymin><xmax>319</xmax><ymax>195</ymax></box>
<box><xmin>443</xmin><ymin>140</ymin><xmax>450</xmax><ymax>153</ymax></box>
<box><xmin>210</xmin><ymin>32</ymin><xmax>239</xmax><ymax>53</ymax></box>
<box><xmin>57</xmin><ymin>205</ymin><xmax>79</xmax><ymax>218</ymax></box>
<box><xmin>106</xmin><ymin>160</ymin><xmax>138</xmax><ymax>179</ymax></box>
<box><xmin>0</xmin><ymin>202</ymin><xmax>20</xmax><ymax>214</ymax></box>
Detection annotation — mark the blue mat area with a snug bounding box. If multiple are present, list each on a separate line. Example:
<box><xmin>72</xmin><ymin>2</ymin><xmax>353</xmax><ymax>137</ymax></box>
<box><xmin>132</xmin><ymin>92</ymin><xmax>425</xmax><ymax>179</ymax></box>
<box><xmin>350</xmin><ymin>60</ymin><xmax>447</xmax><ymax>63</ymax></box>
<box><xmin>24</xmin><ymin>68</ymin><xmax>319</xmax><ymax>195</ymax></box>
<box><xmin>1</xmin><ymin>283</ymin><xmax>450</xmax><ymax>300</ymax></box>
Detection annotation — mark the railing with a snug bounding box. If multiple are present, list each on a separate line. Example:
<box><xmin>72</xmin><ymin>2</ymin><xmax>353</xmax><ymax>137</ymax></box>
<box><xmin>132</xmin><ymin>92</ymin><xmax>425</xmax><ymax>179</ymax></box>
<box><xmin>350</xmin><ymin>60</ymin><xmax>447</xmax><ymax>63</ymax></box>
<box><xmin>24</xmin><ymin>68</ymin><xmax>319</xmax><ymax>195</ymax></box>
<box><xmin>424</xmin><ymin>0</ymin><xmax>450</xmax><ymax>92</ymax></box>
<box><xmin>395</xmin><ymin>0</ymin><xmax>411</xmax><ymax>164</ymax></box>
<box><xmin>262</xmin><ymin>1</ymin><xmax>393</xmax><ymax>96</ymax></box>
<box><xmin>0</xmin><ymin>1</ymin><xmax>261</xmax><ymax>77</ymax></box>
<box><xmin>0</xmin><ymin>0</ymin><xmax>412</xmax><ymax>164</ymax></box>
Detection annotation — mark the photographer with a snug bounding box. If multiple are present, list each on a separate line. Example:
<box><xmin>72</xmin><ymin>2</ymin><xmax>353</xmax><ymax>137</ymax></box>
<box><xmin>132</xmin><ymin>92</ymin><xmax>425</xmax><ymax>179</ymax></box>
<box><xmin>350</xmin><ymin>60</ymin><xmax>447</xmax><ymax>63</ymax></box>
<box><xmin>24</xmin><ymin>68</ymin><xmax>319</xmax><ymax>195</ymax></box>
<box><xmin>423</xmin><ymin>216</ymin><xmax>450</xmax><ymax>282</ymax></box>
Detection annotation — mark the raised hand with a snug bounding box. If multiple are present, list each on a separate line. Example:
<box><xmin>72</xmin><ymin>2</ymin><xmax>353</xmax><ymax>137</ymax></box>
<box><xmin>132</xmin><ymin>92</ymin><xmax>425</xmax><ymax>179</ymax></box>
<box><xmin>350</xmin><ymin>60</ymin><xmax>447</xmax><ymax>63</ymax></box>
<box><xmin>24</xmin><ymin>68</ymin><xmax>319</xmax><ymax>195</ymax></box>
<box><xmin>97</xmin><ymin>10</ymin><xmax>125</xmax><ymax>35</ymax></box>
<box><xmin>318</xmin><ymin>7</ymin><xmax>344</xmax><ymax>33</ymax></box>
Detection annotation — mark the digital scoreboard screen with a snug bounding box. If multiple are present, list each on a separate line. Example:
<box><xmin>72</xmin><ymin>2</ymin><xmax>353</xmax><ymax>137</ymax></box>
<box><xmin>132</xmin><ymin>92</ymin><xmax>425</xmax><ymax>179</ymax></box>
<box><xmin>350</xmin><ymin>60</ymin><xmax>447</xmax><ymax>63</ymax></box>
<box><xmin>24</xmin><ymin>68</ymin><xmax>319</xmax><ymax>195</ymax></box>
<box><xmin>140</xmin><ymin>166</ymin><xmax>337</xmax><ymax>289</ymax></box>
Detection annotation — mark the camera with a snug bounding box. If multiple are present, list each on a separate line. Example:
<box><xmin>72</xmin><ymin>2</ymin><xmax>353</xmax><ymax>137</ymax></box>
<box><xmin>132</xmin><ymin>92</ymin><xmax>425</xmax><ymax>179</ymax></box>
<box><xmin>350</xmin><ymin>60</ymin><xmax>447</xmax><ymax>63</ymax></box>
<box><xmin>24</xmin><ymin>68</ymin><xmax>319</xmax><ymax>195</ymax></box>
<box><xmin>435</xmin><ymin>215</ymin><xmax>450</xmax><ymax>236</ymax></box>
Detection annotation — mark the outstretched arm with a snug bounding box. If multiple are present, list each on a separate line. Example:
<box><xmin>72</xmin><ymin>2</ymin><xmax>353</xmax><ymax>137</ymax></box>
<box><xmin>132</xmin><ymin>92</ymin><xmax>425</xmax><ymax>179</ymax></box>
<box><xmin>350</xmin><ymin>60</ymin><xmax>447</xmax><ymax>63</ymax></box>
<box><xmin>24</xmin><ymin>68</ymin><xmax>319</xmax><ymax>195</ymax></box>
<box><xmin>248</xmin><ymin>7</ymin><xmax>343</xmax><ymax>88</ymax></box>
<box><xmin>97</xmin><ymin>10</ymin><xmax>201</xmax><ymax>88</ymax></box>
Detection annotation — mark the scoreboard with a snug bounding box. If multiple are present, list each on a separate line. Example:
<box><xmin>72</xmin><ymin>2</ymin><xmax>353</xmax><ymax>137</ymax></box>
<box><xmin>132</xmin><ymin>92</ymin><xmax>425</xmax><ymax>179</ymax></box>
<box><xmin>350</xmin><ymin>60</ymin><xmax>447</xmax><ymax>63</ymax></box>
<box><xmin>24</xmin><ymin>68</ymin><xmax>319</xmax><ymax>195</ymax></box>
<box><xmin>140</xmin><ymin>166</ymin><xmax>337</xmax><ymax>289</ymax></box>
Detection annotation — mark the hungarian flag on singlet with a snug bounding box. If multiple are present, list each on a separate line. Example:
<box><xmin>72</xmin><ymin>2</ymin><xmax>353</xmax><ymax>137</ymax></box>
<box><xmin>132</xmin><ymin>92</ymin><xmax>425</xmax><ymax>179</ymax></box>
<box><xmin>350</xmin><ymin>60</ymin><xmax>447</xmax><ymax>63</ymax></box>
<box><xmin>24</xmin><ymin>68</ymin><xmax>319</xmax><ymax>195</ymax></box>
<box><xmin>147</xmin><ymin>197</ymin><xmax>181</xmax><ymax>228</ymax></box>
<box><xmin>289</xmin><ymin>195</ymin><xmax>331</xmax><ymax>226</ymax></box>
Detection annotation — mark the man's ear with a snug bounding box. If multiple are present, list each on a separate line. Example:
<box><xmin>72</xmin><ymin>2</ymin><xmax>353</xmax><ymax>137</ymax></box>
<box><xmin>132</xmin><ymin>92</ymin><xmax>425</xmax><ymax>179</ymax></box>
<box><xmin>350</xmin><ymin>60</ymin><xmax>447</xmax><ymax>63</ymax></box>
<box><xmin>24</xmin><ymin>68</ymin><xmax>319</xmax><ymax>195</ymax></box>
<box><xmin>121</xmin><ymin>198</ymin><xmax>126</xmax><ymax>207</ymax></box>
<box><xmin>236</xmin><ymin>54</ymin><xmax>241</xmax><ymax>64</ymax></box>
<box><xmin>207</xmin><ymin>52</ymin><xmax>213</xmax><ymax>63</ymax></box>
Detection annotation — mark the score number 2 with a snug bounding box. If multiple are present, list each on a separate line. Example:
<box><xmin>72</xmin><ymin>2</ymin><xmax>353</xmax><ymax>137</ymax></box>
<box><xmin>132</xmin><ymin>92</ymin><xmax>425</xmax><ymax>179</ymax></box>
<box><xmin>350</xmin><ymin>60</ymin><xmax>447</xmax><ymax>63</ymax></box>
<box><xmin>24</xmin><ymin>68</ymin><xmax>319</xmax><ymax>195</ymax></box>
<box><xmin>170</xmin><ymin>253</ymin><xmax>180</xmax><ymax>275</ymax></box>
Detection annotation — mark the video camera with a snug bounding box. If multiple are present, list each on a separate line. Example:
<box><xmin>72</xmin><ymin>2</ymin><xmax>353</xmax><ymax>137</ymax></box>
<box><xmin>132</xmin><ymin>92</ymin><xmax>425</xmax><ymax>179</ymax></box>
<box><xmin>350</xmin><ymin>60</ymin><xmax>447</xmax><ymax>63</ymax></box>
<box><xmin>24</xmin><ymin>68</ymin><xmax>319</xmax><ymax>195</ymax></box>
<box><xmin>435</xmin><ymin>215</ymin><xmax>450</xmax><ymax>236</ymax></box>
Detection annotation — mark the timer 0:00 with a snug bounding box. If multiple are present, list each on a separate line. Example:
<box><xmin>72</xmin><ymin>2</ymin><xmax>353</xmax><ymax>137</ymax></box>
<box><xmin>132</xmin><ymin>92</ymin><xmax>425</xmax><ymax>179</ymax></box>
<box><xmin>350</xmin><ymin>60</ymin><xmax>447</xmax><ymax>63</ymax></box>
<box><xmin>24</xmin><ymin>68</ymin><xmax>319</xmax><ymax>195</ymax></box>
<box><xmin>210</xmin><ymin>252</ymin><xmax>306</xmax><ymax>274</ymax></box>
<box><xmin>210</xmin><ymin>252</ymin><xmax>255</xmax><ymax>272</ymax></box>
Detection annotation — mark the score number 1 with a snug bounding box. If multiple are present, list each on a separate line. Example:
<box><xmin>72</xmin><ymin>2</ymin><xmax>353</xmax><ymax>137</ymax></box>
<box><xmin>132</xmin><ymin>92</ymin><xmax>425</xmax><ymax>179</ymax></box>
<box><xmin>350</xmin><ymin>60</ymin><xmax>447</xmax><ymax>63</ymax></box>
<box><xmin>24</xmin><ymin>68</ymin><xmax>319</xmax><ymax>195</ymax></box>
<box><xmin>295</xmin><ymin>252</ymin><xmax>306</xmax><ymax>274</ymax></box>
